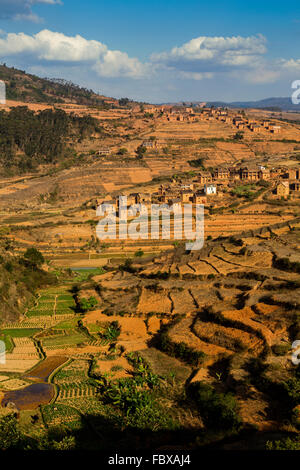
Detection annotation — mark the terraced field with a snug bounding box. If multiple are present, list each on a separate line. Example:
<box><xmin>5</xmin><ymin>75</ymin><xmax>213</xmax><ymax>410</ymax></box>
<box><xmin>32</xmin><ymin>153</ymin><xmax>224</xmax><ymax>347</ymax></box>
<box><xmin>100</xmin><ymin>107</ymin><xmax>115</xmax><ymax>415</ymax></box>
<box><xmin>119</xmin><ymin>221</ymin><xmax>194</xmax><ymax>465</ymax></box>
<box><xmin>27</xmin><ymin>287</ymin><xmax>76</xmax><ymax>318</ymax></box>
<box><xmin>0</xmin><ymin>336</ymin><xmax>40</xmax><ymax>373</ymax></box>
<box><xmin>0</xmin><ymin>226</ymin><xmax>299</xmax><ymax>450</ymax></box>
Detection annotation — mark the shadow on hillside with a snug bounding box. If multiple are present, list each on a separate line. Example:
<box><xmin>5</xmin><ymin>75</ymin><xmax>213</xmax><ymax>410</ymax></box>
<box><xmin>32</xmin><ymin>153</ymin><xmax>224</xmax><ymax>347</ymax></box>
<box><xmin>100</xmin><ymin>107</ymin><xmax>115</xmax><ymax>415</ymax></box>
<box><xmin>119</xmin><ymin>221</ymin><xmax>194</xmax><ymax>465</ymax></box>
<box><xmin>43</xmin><ymin>411</ymin><xmax>296</xmax><ymax>452</ymax></box>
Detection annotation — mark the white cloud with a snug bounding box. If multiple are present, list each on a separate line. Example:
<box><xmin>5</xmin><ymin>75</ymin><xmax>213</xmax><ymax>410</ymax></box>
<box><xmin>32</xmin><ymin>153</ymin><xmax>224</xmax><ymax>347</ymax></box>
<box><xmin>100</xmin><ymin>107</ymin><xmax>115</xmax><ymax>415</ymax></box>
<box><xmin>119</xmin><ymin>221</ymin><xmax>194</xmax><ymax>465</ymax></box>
<box><xmin>0</xmin><ymin>0</ymin><xmax>62</xmax><ymax>22</ymax></box>
<box><xmin>150</xmin><ymin>34</ymin><xmax>300</xmax><ymax>87</ymax></box>
<box><xmin>93</xmin><ymin>50</ymin><xmax>149</xmax><ymax>78</ymax></box>
<box><xmin>0</xmin><ymin>29</ymin><xmax>148</xmax><ymax>78</ymax></box>
<box><xmin>178</xmin><ymin>71</ymin><xmax>214</xmax><ymax>80</ymax></box>
<box><xmin>1</xmin><ymin>27</ymin><xmax>300</xmax><ymax>95</ymax></box>
<box><xmin>243</xmin><ymin>68</ymin><xmax>281</xmax><ymax>84</ymax></box>
<box><xmin>279</xmin><ymin>58</ymin><xmax>300</xmax><ymax>71</ymax></box>
<box><xmin>151</xmin><ymin>35</ymin><xmax>267</xmax><ymax>74</ymax></box>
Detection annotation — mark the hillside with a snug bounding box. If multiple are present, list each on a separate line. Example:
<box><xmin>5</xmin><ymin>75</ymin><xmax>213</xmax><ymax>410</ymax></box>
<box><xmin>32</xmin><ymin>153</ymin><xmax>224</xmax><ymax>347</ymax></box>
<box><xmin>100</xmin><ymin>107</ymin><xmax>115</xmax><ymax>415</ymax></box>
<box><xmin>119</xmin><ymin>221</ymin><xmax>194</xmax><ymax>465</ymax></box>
<box><xmin>0</xmin><ymin>245</ymin><xmax>56</xmax><ymax>323</ymax></box>
<box><xmin>0</xmin><ymin>106</ymin><xmax>104</xmax><ymax>174</ymax></box>
<box><xmin>0</xmin><ymin>64</ymin><xmax>118</xmax><ymax>107</ymax></box>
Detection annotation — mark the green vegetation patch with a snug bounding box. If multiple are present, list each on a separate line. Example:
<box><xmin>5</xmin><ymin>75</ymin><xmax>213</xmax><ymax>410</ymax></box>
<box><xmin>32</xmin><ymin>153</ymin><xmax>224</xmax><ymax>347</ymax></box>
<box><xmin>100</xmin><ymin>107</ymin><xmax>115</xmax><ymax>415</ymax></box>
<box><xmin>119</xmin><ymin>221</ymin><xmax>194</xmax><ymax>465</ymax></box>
<box><xmin>42</xmin><ymin>331</ymin><xmax>87</xmax><ymax>349</ymax></box>
<box><xmin>27</xmin><ymin>308</ymin><xmax>54</xmax><ymax>317</ymax></box>
<box><xmin>53</xmin><ymin>318</ymin><xmax>80</xmax><ymax>330</ymax></box>
<box><xmin>0</xmin><ymin>334</ymin><xmax>14</xmax><ymax>353</ymax></box>
<box><xmin>41</xmin><ymin>403</ymin><xmax>83</xmax><ymax>431</ymax></box>
<box><xmin>86</xmin><ymin>323</ymin><xmax>103</xmax><ymax>334</ymax></box>
<box><xmin>138</xmin><ymin>348</ymin><xmax>191</xmax><ymax>384</ymax></box>
<box><xmin>71</xmin><ymin>267</ymin><xmax>105</xmax><ymax>282</ymax></box>
<box><xmin>1</xmin><ymin>328</ymin><xmax>41</xmax><ymax>337</ymax></box>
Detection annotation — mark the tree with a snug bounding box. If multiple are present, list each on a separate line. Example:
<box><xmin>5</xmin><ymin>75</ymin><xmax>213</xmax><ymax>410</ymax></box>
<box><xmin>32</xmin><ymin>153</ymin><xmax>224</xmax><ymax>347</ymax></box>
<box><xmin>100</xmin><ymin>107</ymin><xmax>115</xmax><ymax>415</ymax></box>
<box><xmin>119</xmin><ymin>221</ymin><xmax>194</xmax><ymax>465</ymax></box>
<box><xmin>136</xmin><ymin>145</ymin><xmax>147</xmax><ymax>159</ymax></box>
<box><xmin>0</xmin><ymin>414</ymin><xmax>21</xmax><ymax>450</ymax></box>
<box><xmin>23</xmin><ymin>247</ymin><xmax>44</xmax><ymax>267</ymax></box>
<box><xmin>79</xmin><ymin>296</ymin><xmax>98</xmax><ymax>312</ymax></box>
<box><xmin>119</xmin><ymin>98</ymin><xmax>129</xmax><ymax>107</ymax></box>
<box><xmin>233</xmin><ymin>131</ymin><xmax>244</xmax><ymax>140</ymax></box>
<box><xmin>117</xmin><ymin>148</ymin><xmax>128</xmax><ymax>155</ymax></box>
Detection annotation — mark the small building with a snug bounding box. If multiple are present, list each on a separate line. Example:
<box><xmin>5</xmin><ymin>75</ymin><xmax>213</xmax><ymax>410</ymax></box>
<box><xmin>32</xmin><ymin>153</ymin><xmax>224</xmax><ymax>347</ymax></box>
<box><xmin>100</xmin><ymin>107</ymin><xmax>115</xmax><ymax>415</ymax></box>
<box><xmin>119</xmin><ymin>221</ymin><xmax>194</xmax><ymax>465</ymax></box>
<box><xmin>240</xmin><ymin>166</ymin><xmax>260</xmax><ymax>181</ymax></box>
<box><xmin>250</xmin><ymin>125</ymin><xmax>262</xmax><ymax>133</ymax></box>
<box><xmin>181</xmin><ymin>190</ymin><xmax>194</xmax><ymax>203</ymax></box>
<box><xmin>229</xmin><ymin>167</ymin><xmax>240</xmax><ymax>180</ymax></box>
<box><xmin>137</xmin><ymin>193</ymin><xmax>152</xmax><ymax>204</ymax></box>
<box><xmin>276</xmin><ymin>181</ymin><xmax>289</xmax><ymax>198</ymax></box>
<box><xmin>198</xmin><ymin>172</ymin><xmax>213</xmax><ymax>184</ymax></box>
<box><xmin>193</xmin><ymin>193</ymin><xmax>207</xmax><ymax>204</ymax></box>
<box><xmin>97</xmin><ymin>148</ymin><xmax>111</xmax><ymax>156</ymax></box>
<box><xmin>270</xmin><ymin>168</ymin><xmax>282</xmax><ymax>179</ymax></box>
<box><xmin>260</xmin><ymin>168</ymin><xmax>270</xmax><ymax>180</ymax></box>
<box><xmin>168</xmin><ymin>198</ymin><xmax>182</xmax><ymax>213</ymax></box>
<box><xmin>233</xmin><ymin>116</ymin><xmax>244</xmax><ymax>125</ymax></box>
<box><xmin>287</xmin><ymin>168</ymin><xmax>299</xmax><ymax>180</ymax></box>
<box><xmin>269</xmin><ymin>125</ymin><xmax>281</xmax><ymax>133</ymax></box>
<box><xmin>142</xmin><ymin>140</ymin><xmax>157</xmax><ymax>149</ymax></box>
<box><xmin>127</xmin><ymin>193</ymin><xmax>139</xmax><ymax>205</ymax></box>
<box><xmin>204</xmin><ymin>184</ymin><xmax>217</xmax><ymax>195</ymax></box>
<box><xmin>180</xmin><ymin>183</ymin><xmax>194</xmax><ymax>190</ymax></box>
<box><xmin>290</xmin><ymin>181</ymin><xmax>300</xmax><ymax>193</ymax></box>
<box><xmin>214</xmin><ymin>168</ymin><xmax>230</xmax><ymax>180</ymax></box>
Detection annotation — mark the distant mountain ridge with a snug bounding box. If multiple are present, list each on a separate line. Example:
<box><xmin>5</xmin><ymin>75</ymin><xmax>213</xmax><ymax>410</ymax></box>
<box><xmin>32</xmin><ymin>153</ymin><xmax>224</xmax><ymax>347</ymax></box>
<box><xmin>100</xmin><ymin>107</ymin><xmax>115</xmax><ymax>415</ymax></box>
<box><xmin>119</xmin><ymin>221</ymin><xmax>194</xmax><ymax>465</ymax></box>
<box><xmin>205</xmin><ymin>97</ymin><xmax>299</xmax><ymax>111</ymax></box>
<box><xmin>158</xmin><ymin>97</ymin><xmax>300</xmax><ymax>112</ymax></box>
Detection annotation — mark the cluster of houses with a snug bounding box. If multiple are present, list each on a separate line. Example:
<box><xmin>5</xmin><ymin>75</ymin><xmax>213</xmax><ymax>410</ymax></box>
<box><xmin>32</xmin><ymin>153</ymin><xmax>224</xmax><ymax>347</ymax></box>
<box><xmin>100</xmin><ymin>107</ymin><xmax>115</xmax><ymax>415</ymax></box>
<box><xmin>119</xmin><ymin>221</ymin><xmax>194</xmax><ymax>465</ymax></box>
<box><xmin>195</xmin><ymin>108</ymin><xmax>281</xmax><ymax>133</ymax></box>
<box><xmin>99</xmin><ymin>185</ymin><xmax>213</xmax><ymax>214</ymax></box>
<box><xmin>197</xmin><ymin>164</ymin><xmax>300</xmax><ymax>198</ymax></box>
<box><xmin>232</xmin><ymin>116</ymin><xmax>281</xmax><ymax>134</ymax></box>
<box><xmin>134</xmin><ymin>104</ymin><xmax>282</xmax><ymax>134</ymax></box>
<box><xmin>97</xmin><ymin>163</ymin><xmax>300</xmax><ymax>214</ymax></box>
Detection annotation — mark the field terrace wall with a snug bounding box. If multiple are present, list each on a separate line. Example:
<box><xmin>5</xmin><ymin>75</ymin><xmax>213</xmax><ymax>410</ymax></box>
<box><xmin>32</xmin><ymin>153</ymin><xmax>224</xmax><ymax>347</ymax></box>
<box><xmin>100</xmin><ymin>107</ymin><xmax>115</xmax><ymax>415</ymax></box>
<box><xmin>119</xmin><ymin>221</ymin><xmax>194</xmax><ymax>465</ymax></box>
<box><xmin>216</xmin><ymin>216</ymin><xmax>300</xmax><ymax>240</ymax></box>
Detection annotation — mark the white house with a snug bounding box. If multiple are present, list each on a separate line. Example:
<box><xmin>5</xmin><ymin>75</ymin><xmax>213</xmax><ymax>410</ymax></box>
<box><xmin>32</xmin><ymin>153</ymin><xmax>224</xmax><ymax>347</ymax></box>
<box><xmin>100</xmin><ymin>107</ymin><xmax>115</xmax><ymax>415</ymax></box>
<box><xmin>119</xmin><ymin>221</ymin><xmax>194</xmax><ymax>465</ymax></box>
<box><xmin>204</xmin><ymin>184</ymin><xmax>217</xmax><ymax>195</ymax></box>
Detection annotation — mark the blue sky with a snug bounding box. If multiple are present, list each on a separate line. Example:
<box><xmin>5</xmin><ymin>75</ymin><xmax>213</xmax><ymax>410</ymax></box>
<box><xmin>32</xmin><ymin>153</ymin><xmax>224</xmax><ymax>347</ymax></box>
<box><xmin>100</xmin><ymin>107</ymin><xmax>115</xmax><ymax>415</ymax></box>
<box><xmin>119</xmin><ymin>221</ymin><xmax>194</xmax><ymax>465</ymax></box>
<box><xmin>0</xmin><ymin>0</ymin><xmax>299</xmax><ymax>102</ymax></box>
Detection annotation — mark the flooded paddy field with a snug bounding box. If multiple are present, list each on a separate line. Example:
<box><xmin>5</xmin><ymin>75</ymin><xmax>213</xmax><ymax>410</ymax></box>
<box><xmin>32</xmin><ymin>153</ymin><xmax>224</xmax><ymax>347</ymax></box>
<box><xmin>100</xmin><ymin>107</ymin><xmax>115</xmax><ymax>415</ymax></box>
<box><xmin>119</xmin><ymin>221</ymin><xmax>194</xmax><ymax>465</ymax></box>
<box><xmin>1</xmin><ymin>383</ymin><xmax>54</xmax><ymax>410</ymax></box>
<box><xmin>24</xmin><ymin>356</ymin><xmax>68</xmax><ymax>382</ymax></box>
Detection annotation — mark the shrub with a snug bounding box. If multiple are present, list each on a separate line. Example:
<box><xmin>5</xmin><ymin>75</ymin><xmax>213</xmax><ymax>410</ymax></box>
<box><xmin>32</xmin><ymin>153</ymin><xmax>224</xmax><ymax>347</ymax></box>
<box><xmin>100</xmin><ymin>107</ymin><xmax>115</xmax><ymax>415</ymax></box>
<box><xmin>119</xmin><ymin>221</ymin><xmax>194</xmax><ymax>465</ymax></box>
<box><xmin>134</xmin><ymin>249</ymin><xmax>144</xmax><ymax>257</ymax></box>
<box><xmin>79</xmin><ymin>296</ymin><xmax>98</xmax><ymax>312</ymax></box>
<box><xmin>100</xmin><ymin>321</ymin><xmax>121</xmax><ymax>341</ymax></box>
<box><xmin>266</xmin><ymin>437</ymin><xmax>300</xmax><ymax>450</ymax></box>
<box><xmin>189</xmin><ymin>382</ymin><xmax>241</xmax><ymax>431</ymax></box>
<box><xmin>282</xmin><ymin>378</ymin><xmax>300</xmax><ymax>406</ymax></box>
<box><xmin>272</xmin><ymin>344</ymin><xmax>290</xmax><ymax>356</ymax></box>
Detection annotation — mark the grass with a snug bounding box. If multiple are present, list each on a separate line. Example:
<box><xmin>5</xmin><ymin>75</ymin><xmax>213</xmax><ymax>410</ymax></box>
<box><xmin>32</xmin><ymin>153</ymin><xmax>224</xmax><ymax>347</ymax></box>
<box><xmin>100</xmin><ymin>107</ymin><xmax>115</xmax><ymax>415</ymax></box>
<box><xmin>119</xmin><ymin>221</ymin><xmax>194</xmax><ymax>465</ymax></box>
<box><xmin>138</xmin><ymin>348</ymin><xmax>191</xmax><ymax>384</ymax></box>
<box><xmin>0</xmin><ymin>328</ymin><xmax>41</xmax><ymax>337</ymax></box>
<box><xmin>42</xmin><ymin>331</ymin><xmax>87</xmax><ymax>348</ymax></box>
<box><xmin>86</xmin><ymin>323</ymin><xmax>103</xmax><ymax>333</ymax></box>
<box><xmin>27</xmin><ymin>308</ymin><xmax>54</xmax><ymax>317</ymax></box>
<box><xmin>71</xmin><ymin>267</ymin><xmax>105</xmax><ymax>282</ymax></box>
<box><xmin>57</xmin><ymin>294</ymin><xmax>75</xmax><ymax>302</ymax></box>
<box><xmin>55</xmin><ymin>306</ymin><xmax>75</xmax><ymax>315</ymax></box>
<box><xmin>53</xmin><ymin>318</ymin><xmax>81</xmax><ymax>330</ymax></box>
